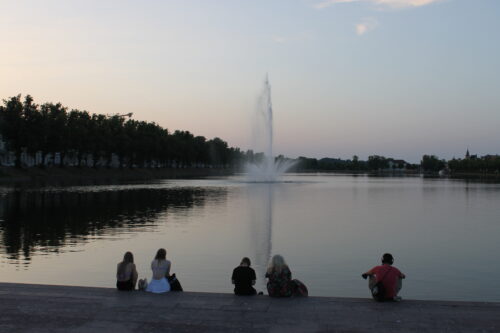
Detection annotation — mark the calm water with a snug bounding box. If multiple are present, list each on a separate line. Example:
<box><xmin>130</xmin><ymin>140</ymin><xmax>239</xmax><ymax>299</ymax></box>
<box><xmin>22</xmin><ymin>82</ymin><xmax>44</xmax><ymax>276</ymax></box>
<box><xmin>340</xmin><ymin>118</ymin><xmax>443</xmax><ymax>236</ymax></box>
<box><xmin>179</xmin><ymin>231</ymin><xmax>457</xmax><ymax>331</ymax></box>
<box><xmin>1</xmin><ymin>174</ymin><xmax>499</xmax><ymax>302</ymax></box>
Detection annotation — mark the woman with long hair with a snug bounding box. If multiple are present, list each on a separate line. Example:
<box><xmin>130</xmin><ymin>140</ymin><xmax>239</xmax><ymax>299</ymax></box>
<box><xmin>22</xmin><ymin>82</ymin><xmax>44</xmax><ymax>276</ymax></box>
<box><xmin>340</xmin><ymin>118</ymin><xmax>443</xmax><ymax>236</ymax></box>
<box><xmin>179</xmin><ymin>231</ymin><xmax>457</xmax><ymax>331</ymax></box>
<box><xmin>265</xmin><ymin>254</ymin><xmax>294</xmax><ymax>297</ymax></box>
<box><xmin>145</xmin><ymin>248</ymin><xmax>171</xmax><ymax>293</ymax></box>
<box><xmin>116</xmin><ymin>251</ymin><xmax>138</xmax><ymax>291</ymax></box>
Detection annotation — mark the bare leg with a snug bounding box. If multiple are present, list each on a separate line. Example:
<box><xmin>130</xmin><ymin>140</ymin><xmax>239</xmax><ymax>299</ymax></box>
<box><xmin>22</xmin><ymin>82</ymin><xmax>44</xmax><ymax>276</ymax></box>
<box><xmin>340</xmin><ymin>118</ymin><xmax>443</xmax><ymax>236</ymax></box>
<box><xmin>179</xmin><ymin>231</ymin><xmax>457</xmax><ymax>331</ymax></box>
<box><xmin>368</xmin><ymin>276</ymin><xmax>377</xmax><ymax>290</ymax></box>
<box><xmin>396</xmin><ymin>278</ymin><xmax>402</xmax><ymax>296</ymax></box>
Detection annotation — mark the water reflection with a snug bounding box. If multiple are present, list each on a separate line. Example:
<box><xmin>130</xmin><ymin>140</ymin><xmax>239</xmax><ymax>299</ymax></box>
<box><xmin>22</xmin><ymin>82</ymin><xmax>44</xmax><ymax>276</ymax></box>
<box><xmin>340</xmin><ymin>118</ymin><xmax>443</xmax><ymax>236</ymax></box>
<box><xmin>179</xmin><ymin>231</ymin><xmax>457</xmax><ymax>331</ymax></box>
<box><xmin>246</xmin><ymin>184</ymin><xmax>274</xmax><ymax>289</ymax></box>
<box><xmin>0</xmin><ymin>187</ymin><xmax>227</xmax><ymax>262</ymax></box>
<box><xmin>1</xmin><ymin>175</ymin><xmax>499</xmax><ymax>301</ymax></box>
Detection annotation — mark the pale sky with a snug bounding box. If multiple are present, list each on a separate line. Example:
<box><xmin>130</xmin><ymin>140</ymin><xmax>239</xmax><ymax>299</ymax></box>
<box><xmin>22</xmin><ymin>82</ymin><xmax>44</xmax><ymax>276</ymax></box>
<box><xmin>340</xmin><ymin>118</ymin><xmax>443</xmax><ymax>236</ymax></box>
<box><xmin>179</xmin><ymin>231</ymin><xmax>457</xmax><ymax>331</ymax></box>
<box><xmin>1</xmin><ymin>0</ymin><xmax>499</xmax><ymax>162</ymax></box>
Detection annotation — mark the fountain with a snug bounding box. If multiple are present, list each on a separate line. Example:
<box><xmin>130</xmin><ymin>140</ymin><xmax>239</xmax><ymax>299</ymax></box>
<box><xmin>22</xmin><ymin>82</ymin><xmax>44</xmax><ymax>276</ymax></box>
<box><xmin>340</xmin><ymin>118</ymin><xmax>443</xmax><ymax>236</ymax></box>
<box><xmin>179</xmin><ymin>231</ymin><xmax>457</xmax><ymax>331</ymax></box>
<box><xmin>246</xmin><ymin>75</ymin><xmax>295</xmax><ymax>182</ymax></box>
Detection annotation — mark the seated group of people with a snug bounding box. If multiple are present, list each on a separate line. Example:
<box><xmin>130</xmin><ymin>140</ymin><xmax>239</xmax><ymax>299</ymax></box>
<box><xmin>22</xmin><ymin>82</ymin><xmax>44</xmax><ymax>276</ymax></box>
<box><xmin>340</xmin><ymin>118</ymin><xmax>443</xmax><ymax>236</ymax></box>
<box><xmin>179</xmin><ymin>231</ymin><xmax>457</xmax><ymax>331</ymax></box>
<box><xmin>117</xmin><ymin>249</ymin><xmax>405</xmax><ymax>301</ymax></box>
<box><xmin>116</xmin><ymin>248</ymin><xmax>172</xmax><ymax>293</ymax></box>
<box><xmin>232</xmin><ymin>255</ymin><xmax>308</xmax><ymax>297</ymax></box>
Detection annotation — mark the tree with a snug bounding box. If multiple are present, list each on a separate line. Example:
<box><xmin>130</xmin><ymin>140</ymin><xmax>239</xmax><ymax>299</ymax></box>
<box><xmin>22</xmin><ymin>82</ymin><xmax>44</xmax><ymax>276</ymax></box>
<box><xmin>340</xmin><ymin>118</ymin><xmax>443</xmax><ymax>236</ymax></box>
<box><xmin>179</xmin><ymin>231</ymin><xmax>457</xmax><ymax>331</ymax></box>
<box><xmin>368</xmin><ymin>155</ymin><xmax>389</xmax><ymax>170</ymax></box>
<box><xmin>0</xmin><ymin>95</ymin><xmax>24</xmax><ymax>167</ymax></box>
<box><xmin>0</xmin><ymin>94</ymin><xmax>253</xmax><ymax>170</ymax></box>
<box><xmin>421</xmin><ymin>155</ymin><xmax>445</xmax><ymax>172</ymax></box>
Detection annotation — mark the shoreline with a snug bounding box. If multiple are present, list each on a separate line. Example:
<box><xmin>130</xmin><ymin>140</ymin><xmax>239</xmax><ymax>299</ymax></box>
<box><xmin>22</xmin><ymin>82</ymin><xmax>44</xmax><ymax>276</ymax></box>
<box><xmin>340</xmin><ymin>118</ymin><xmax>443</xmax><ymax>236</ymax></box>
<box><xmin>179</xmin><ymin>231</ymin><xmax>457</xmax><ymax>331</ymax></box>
<box><xmin>0</xmin><ymin>282</ymin><xmax>498</xmax><ymax>332</ymax></box>
<box><xmin>1</xmin><ymin>167</ymin><xmax>499</xmax><ymax>187</ymax></box>
<box><xmin>0</xmin><ymin>166</ymin><xmax>235</xmax><ymax>185</ymax></box>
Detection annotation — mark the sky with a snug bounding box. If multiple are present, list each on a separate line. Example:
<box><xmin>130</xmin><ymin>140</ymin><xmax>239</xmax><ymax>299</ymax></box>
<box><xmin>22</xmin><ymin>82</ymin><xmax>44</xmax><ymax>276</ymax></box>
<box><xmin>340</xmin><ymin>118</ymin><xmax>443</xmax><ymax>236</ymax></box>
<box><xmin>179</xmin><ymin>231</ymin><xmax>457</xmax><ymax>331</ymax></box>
<box><xmin>1</xmin><ymin>0</ymin><xmax>499</xmax><ymax>163</ymax></box>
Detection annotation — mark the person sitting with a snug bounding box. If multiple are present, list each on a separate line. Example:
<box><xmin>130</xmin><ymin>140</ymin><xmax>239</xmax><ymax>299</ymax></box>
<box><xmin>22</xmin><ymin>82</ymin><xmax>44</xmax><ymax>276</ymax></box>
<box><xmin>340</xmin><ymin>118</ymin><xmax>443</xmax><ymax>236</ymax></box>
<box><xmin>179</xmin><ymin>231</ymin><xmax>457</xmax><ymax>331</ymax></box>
<box><xmin>231</xmin><ymin>257</ymin><xmax>257</xmax><ymax>295</ymax></box>
<box><xmin>265</xmin><ymin>254</ymin><xmax>294</xmax><ymax>297</ymax></box>
<box><xmin>145</xmin><ymin>248</ymin><xmax>171</xmax><ymax>293</ymax></box>
<box><xmin>116</xmin><ymin>251</ymin><xmax>138</xmax><ymax>291</ymax></box>
<box><xmin>362</xmin><ymin>253</ymin><xmax>406</xmax><ymax>301</ymax></box>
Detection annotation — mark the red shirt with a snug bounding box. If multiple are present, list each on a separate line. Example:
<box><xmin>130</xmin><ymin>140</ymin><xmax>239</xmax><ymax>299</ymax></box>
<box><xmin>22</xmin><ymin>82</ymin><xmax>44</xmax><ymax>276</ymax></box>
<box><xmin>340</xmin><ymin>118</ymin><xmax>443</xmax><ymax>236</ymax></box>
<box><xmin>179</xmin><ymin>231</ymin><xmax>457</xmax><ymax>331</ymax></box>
<box><xmin>368</xmin><ymin>264</ymin><xmax>404</xmax><ymax>299</ymax></box>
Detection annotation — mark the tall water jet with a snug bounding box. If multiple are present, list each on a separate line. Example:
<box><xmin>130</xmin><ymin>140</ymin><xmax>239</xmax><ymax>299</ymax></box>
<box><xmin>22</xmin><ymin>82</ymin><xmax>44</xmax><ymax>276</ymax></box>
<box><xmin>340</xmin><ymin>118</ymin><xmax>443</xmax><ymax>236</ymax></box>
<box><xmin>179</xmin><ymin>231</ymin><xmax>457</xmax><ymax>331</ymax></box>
<box><xmin>246</xmin><ymin>75</ymin><xmax>295</xmax><ymax>182</ymax></box>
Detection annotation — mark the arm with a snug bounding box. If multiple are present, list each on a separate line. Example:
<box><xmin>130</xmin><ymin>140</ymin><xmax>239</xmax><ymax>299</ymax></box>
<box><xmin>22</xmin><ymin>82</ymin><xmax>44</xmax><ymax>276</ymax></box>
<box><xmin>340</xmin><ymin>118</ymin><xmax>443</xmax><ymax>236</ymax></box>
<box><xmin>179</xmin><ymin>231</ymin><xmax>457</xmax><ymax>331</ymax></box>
<box><xmin>394</xmin><ymin>267</ymin><xmax>405</xmax><ymax>279</ymax></box>
<box><xmin>132</xmin><ymin>264</ymin><xmax>138</xmax><ymax>284</ymax></box>
<box><xmin>231</xmin><ymin>269</ymin><xmax>236</xmax><ymax>284</ymax></box>
<box><xmin>362</xmin><ymin>267</ymin><xmax>376</xmax><ymax>279</ymax></box>
<box><xmin>166</xmin><ymin>261</ymin><xmax>171</xmax><ymax>277</ymax></box>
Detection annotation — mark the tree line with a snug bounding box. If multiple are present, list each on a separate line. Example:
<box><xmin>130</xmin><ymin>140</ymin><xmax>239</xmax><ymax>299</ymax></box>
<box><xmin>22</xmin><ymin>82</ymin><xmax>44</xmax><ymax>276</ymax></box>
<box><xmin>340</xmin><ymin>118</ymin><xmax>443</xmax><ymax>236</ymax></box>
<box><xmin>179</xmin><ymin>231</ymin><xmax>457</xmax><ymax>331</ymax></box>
<box><xmin>1</xmin><ymin>94</ymin><xmax>498</xmax><ymax>174</ymax></box>
<box><xmin>422</xmin><ymin>154</ymin><xmax>500</xmax><ymax>174</ymax></box>
<box><xmin>294</xmin><ymin>155</ymin><xmax>419</xmax><ymax>172</ymax></box>
<box><xmin>295</xmin><ymin>154</ymin><xmax>499</xmax><ymax>174</ymax></box>
<box><xmin>0</xmin><ymin>95</ymin><xmax>245</xmax><ymax>168</ymax></box>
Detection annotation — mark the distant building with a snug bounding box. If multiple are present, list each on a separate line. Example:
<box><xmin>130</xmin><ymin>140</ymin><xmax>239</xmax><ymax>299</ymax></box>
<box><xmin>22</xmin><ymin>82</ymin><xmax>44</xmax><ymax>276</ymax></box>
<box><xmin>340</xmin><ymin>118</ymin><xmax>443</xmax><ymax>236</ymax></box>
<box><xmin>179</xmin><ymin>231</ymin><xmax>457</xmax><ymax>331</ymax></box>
<box><xmin>0</xmin><ymin>135</ymin><xmax>15</xmax><ymax>167</ymax></box>
<box><xmin>465</xmin><ymin>148</ymin><xmax>478</xmax><ymax>160</ymax></box>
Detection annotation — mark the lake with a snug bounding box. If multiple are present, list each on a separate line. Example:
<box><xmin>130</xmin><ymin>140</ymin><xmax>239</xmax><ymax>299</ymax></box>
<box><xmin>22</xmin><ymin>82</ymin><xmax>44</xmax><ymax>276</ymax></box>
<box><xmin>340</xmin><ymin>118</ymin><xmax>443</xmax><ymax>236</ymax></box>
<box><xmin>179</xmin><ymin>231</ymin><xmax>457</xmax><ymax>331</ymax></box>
<box><xmin>1</xmin><ymin>174</ymin><xmax>499</xmax><ymax>302</ymax></box>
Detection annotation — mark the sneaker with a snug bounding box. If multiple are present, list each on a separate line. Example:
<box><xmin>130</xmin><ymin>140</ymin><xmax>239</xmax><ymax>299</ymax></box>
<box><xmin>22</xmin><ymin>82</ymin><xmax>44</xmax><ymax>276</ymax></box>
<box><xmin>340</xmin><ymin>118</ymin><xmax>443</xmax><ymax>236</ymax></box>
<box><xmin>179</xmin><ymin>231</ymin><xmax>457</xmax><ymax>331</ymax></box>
<box><xmin>257</xmin><ymin>291</ymin><xmax>264</xmax><ymax>295</ymax></box>
<box><xmin>393</xmin><ymin>296</ymin><xmax>402</xmax><ymax>302</ymax></box>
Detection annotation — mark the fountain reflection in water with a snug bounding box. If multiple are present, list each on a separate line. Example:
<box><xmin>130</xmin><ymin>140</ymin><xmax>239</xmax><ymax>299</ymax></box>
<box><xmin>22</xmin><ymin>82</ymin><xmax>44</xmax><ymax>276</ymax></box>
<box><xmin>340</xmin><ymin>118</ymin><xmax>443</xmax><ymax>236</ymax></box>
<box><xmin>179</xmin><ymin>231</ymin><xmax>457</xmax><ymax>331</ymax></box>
<box><xmin>246</xmin><ymin>183</ymin><xmax>274</xmax><ymax>291</ymax></box>
<box><xmin>246</xmin><ymin>75</ymin><xmax>295</xmax><ymax>182</ymax></box>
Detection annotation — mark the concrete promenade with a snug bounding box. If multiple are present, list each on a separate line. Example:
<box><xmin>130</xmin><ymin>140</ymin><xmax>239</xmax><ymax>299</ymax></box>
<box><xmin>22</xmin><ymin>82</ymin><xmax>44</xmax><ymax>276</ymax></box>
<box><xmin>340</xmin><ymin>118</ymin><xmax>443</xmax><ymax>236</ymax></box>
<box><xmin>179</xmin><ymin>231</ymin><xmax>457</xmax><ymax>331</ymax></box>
<box><xmin>0</xmin><ymin>283</ymin><xmax>498</xmax><ymax>333</ymax></box>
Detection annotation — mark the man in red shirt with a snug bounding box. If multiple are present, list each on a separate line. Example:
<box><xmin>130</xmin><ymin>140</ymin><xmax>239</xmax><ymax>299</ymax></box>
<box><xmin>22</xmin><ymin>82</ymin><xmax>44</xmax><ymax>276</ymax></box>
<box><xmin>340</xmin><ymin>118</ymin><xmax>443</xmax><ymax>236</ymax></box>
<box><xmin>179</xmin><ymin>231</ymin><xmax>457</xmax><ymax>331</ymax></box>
<box><xmin>362</xmin><ymin>253</ymin><xmax>406</xmax><ymax>301</ymax></box>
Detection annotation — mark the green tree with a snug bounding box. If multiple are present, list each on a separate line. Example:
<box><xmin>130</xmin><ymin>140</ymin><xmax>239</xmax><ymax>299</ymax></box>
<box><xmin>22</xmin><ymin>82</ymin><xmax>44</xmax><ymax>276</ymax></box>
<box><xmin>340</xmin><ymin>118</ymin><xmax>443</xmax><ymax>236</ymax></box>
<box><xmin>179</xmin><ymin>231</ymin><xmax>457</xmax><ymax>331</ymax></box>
<box><xmin>421</xmin><ymin>155</ymin><xmax>445</xmax><ymax>172</ymax></box>
<box><xmin>368</xmin><ymin>155</ymin><xmax>389</xmax><ymax>170</ymax></box>
<box><xmin>0</xmin><ymin>96</ymin><xmax>24</xmax><ymax>167</ymax></box>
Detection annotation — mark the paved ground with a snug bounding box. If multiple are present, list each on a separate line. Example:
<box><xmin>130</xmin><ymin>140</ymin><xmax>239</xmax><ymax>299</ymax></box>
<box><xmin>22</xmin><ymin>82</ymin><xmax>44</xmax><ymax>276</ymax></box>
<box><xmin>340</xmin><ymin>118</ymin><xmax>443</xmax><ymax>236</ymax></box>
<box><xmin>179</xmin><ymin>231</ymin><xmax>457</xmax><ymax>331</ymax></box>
<box><xmin>0</xmin><ymin>283</ymin><xmax>499</xmax><ymax>332</ymax></box>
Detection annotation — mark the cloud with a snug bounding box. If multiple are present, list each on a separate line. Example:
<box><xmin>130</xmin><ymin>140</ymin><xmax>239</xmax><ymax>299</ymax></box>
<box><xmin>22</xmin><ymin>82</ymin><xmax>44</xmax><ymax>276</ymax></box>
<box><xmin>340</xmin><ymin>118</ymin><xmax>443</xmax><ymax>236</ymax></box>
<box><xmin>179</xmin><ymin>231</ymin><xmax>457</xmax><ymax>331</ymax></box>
<box><xmin>356</xmin><ymin>18</ymin><xmax>379</xmax><ymax>35</ymax></box>
<box><xmin>375</xmin><ymin>0</ymin><xmax>445</xmax><ymax>8</ymax></box>
<box><xmin>314</xmin><ymin>0</ymin><xmax>445</xmax><ymax>10</ymax></box>
<box><xmin>314</xmin><ymin>0</ymin><xmax>358</xmax><ymax>9</ymax></box>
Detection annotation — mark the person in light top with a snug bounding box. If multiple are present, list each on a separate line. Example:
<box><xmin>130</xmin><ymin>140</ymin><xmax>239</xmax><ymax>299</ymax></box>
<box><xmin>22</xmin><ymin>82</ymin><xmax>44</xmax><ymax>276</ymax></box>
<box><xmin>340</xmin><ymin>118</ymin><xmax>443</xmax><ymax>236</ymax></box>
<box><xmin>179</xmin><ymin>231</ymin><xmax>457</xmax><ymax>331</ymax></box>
<box><xmin>146</xmin><ymin>248</ymin><xmax>171</xmax><ymax>293</ymax></box>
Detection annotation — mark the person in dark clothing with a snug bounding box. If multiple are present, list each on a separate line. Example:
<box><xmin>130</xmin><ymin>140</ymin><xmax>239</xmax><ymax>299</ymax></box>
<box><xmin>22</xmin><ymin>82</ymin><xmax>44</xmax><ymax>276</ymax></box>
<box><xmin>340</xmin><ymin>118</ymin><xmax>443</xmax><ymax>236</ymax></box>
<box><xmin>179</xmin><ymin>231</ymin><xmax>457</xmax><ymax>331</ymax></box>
<box><xmin>231</xmin><ymin>257</ymin><xmax>257</xmax><ymax>295</ymax></box>
<box><xmin>265</xmin><ymin>254</ymin><xmax>294</xmax><ymax>297</ymax></box>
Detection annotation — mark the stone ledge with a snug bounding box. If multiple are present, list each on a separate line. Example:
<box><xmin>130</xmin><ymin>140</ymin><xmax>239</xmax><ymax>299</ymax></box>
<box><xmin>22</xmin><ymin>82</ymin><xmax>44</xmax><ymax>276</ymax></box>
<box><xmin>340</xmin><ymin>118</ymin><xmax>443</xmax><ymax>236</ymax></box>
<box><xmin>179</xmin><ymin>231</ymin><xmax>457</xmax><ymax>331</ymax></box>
<box><xmin>0</xmin><ymin>282</ymin><xmax>498</xmax><ymax>332</ymax></box>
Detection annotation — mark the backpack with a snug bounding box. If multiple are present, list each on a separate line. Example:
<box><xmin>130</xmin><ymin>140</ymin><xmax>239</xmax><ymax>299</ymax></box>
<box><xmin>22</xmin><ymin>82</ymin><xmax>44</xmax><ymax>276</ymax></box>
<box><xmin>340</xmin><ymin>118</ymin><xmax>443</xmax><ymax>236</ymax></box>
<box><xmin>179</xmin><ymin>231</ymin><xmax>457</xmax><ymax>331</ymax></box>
<box><xmin>371</xmin><ymin>267</ymin><xmax>392</xmax><ymax>302</ymax></box>
<box><xmin>292</xmin><ymin>279</ymin><xmax>308</xmax><ymax>297</ymax></box>
<box><xmin>138</xmin><ymin>278</ymin><xmax>148</xmax><ymax>291</ymax></box>
<box><xmin>370</xmin><ymin>281</ymin><xmax>386</xmax><ymax>302</ymax></box>
<box><xmin>167</xmin><ymin>273</ymin><xmax>183</xmax><ymax>292</ymax></box>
